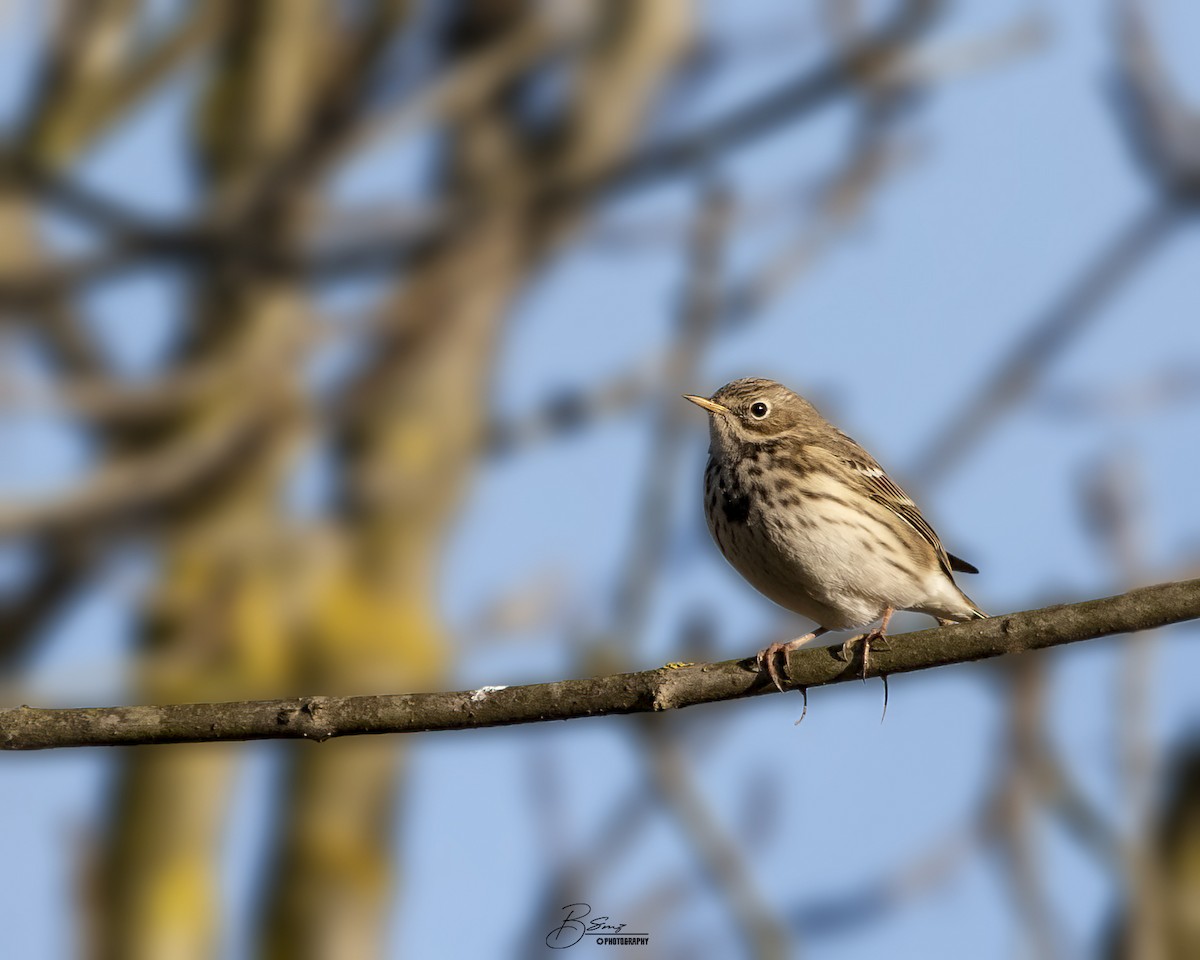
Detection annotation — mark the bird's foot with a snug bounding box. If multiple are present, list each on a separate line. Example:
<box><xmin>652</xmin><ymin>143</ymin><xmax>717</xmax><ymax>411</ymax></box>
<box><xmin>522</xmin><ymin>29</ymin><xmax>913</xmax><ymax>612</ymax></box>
<box><xmin>756</xmin><ymin>628</ymin><xmax>827</xmax><ymax>693</ymax></box>
<box><xmin>839</xmin><ymin>628</ymin><xmax>890</xmax><ymax>680</ymax></box>
<box><xmin>837</xmin><ymin>608</ymin><xmax>895</xmax><ymax>680</ymax></box>
<box><xmin>756</xmin><ymin>636</ymin><xmax>811</xmax><ymax>693</ymax></box>
<box><xmin>836</xmin><ymin>631</ymin><xmax>892</xmax><ymax>722</ymax></box>
<box><xmin>867</xmin><ymin>634</ymin><xmax>892</xmax><ymax>654</ymax></box>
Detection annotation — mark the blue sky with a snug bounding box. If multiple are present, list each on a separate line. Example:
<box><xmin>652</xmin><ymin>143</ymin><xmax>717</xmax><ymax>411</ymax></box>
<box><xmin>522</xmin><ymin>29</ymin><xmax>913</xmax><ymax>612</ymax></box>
<box><xmin>2</xmin><ymin>1</ymin><xmax>1200</xmax><ymax>957</ymax></box>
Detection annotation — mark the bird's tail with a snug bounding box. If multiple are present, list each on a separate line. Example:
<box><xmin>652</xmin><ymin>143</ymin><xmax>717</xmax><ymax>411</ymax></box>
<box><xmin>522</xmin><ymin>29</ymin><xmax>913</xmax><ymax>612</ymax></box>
<box><xmin>937</xmin><ymin>593</ymin><xmax>987</xmax><ymax>627</ymax></box>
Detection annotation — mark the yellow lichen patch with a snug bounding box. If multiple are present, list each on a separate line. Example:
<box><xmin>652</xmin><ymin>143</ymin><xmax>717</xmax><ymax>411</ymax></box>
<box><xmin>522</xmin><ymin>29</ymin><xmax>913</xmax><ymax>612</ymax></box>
<box><xmin>308</xmin><ymin>564</ymin><xmax>447</xmax><ymax>694</ymax></box>
<box><xmin>227</xmin><ymin>565</ymin><xmax>300</xmax><ymax>694</ymax></box>
<box><xmin>144</xmin><ymin>859</ymin><xmax>219</xmax><ymax>955</ymax></box>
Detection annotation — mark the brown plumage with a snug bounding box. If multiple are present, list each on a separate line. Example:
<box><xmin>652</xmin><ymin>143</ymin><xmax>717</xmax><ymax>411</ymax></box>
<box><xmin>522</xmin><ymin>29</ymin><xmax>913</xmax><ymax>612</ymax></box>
<box><xmin>685</xmin><ymin>378</ymin><xmax>985</xmax><ymax>693</ymax></box>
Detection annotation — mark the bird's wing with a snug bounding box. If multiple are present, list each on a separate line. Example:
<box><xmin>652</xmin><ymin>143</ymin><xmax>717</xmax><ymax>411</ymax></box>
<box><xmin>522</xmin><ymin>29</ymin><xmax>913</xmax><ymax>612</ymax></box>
<box><xmin>828</xmin><ymin>431</ymin><xmax>960</xmax><ymax>578</ymax></box>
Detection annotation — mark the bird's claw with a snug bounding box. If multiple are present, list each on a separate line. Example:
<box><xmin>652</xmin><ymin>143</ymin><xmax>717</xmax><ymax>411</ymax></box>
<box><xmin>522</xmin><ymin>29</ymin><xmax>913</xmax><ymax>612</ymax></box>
<box><xmin>839</xmin><ymin>630</ymin><xmax>887</xmax><ymax>680</ymax></box>
<box><xmin>756</xmin><ymin>630</ymin><xmax>824</xmax><ymax>694</ymax></box>
<box><xmin>793</xmin><ymin>687</ymin><xmax>808</xmax><ymax>725</ymax></box>
<box><xmin>756</xmin><ymin>642</ymin><xmax>792</xmax><ymax>693</ymax></box>
<box><xmin>759</xmin><ymin>646</ymin><xmax>810</xmax><ymax>723</ymax></box>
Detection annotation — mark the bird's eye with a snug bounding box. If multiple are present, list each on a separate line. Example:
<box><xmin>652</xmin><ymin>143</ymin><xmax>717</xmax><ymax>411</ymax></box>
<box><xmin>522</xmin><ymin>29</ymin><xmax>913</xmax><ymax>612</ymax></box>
<box><xmin>749</xmin><ymin>401</ymin><xmax>769</xmax><ymax>419</ymax></box>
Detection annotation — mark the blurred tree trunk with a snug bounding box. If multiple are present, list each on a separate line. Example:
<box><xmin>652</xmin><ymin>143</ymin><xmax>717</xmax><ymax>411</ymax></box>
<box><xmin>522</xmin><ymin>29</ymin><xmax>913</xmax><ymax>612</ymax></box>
<box><xmin>94</xmin><ymin>4</ymin><xmax>333</xmax><ymax>958</ymax></box>
<box><xmin>258</xmin><ymin>4</ymin><xmax>691</xmax><ymax>956</ymax></box>
<box><xmin>49</xmin><ymin>1</ymin><xmax>694</xmax><ymax>958</ymax></box>
<box><xmin>1156</xmin><ymin>749</ymin><xmax>1200</xmax><ymax>960</ymax></box>
<box><xmin>1108</xmin><ymin>745</ymin><xmax>1200</xmax><ymax>960</ymax></box>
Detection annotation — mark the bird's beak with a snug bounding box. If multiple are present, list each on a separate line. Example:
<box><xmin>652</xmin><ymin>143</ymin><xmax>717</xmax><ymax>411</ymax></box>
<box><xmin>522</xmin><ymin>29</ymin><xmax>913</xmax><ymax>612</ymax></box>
<box><xmin>683</xmin><ymin>394</ymin><xmax>729</xmax><ymax>415</ymax></box>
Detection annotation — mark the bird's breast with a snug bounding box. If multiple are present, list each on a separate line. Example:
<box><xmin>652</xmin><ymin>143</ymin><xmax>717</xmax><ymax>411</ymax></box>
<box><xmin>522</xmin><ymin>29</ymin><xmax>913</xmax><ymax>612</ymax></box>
<box><xmin>704</xmin><ymin>458</ymin><xmax>753</xmax><ymax>529</ymax></box>
<box><xmin>701</xmin><ymin>454</ymin><xmax>900</xmax><ymax>628</ymax></box>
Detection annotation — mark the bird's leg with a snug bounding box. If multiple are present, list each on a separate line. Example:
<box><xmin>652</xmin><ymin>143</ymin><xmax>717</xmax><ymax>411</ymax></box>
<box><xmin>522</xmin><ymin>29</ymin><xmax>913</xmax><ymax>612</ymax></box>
<box><xmin>868</xmin><ymin>634</ymin><xmax>893</xmax><ymax>654</ymax></box>
<box><xmin>840</xmin><ymin>607</ymin><xmax>895</xmax><ymax>680</ymax></box>
<box><xmin>756</xmin><ymin>627</ymin><xmax>829</xmax><ymax>693</ymax></box>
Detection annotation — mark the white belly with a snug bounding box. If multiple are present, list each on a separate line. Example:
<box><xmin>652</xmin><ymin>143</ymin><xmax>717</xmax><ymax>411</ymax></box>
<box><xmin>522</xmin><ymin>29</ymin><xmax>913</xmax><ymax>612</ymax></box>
<box><xmin>706</xmin><ymin>468</ymin><xmax>967</xmax><ymax>629</ymax></box>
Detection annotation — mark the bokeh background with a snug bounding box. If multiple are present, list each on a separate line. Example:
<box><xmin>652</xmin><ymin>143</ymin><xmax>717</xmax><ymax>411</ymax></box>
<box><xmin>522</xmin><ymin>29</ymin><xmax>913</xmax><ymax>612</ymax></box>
<box><xmin>1</xmin><ymin>0</ymin><xmax>1199</xmax><ymax>957</ymax></box>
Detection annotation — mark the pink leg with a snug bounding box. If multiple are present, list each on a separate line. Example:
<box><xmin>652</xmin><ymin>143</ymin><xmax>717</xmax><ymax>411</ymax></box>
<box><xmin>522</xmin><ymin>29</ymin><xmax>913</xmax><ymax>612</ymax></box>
<box><xmin>756</xmin><ymin>627</ymin><xmax>829</xmax><ymax>692</ymax></box>
<box><xmin>841</xmin><ymin>607</ymin><xmax>895</xmax><ymax>680</ymax></box>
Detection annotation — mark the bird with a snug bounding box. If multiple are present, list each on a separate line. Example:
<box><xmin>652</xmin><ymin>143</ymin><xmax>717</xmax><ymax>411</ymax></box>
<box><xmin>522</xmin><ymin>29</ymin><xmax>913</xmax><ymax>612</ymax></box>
<box><xmin>684</xmin><ymin>377</ymin><xmax>985</xmax><ymax>696</ymax></box>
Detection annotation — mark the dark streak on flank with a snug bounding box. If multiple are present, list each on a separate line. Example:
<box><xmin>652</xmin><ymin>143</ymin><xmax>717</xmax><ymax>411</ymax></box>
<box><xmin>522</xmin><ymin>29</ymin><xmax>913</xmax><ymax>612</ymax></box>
<box><xmin>803</xmin><ymin>490</ymin><xmax>857</xmax><ymax>511</ymax></box>
<box><xmin>782</xmin><ymin>458</ymin><xmax>809</xmax><ymax>479</ymax></box>
<box><xmin>884</xmin><ymin>556</ymin><xmax>914</xmax><ymax>576</ymax></box>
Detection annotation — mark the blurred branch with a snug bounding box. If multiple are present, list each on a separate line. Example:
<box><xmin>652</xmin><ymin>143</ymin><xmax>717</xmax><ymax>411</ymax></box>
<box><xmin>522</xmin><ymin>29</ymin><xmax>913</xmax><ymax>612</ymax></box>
<box><xmin>601</xmin><ymin>0</ymin><xmax>942</xmax><ymax>194</ymax></box>
<box><xmin>610</xmin><ymin>182</ymin><xmax>732</xmax><ymax>650</ymax></box>
<box><xmin>880</xmin><ymin>12</ymin><xmax>1047</xmax><ymax>88</ymax></box>
<box><xmin>721</xmin><ymin>110</ymin><xmax>910</xmax><ymax>321</ymax></box>
<box><xmin>487</xmin><ymin>125</ymin><xmax>917</xmax><ymax>457</ymax></box>
<box><xmin>0</xmin><ymin>406</ymin><xmax>279</xmax><ymax>539</ymax></box>
<box><xmin>594</xmin><ymin>182</ymin><xmax>788</xmax><ymax>957</ymax></box>
<box><xmin>4</xmin><ymin>578</ymin><xmax>1200</xmax><ymax>750</ymax></box>
<box><xmin>913</xmin><ymin>1</ymin><xmax>1200</xmax><ymax>485</ymax></box>
<box><xmin>22</xmin><ymin>1</ymin><xmax>226</xmax><ymax>164</ymax></box>
<box><xmin>991</xmin><ymin>657</ymin><xmax>1070</xmax><ymax>959</ymax></box>
<box><xmin>1</xmin><ymin>309</ymin><xmax>347</xmax><ymax>426</ymax></box>
<box><xmin>0</xmin><ymin>544</ymin><xmax>89</xmax><ymax>665</ymax></box>
<box><xmin>1084</xmin><ymin>451</ymin><xmax>1165</xmax><ymax>960</ymax></box>
<box><xmin>485</xmin><ymin>362</ymin><xmax>656</xmax><ymax>455</ymax></box>
<box><xmin>0</xmin><ymin>0</ymin><xmax>943</xmax><ymax>304</ymax></box>
<box><xmin>913</xmin><ymin>198</ymin><xmax>1181</xmax><ymax>484</ymax></box>
<box><xmin>645</xmin><ymin>723</ymin><xmax>789</xmax><ymax>960</ymax></box>
<box><xmin>1115</xmin><ymin>0</ymin><xmax>1200</xmax><ymax>195</ymax></box>
<box><xmin>790</xmin><ymin>819</ymin><xmax>981</xmax><ymax>938</ymax></box>
<box><xmin>1028</xmin><ymin>740</ymin><xmax>1123</xmax><ymax>870</ymax></box>
<box><xmin>1036</xmin><ymin>361</ymin><xmax>1200</xmax><ymax>420</ymax></box>
<box><xmin>513</xmin><ymin>187</ymin><xmax>747</xmax><ymax>957</ymax></box>
<box><xmin>346</xmin><ymin>5</ymin><xmax>586</xmax><ymax>159</ymax></box>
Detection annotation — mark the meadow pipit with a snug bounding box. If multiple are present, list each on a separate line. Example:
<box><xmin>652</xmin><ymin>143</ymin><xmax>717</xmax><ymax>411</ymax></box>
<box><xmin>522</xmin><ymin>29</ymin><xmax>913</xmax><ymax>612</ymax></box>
<box><xmin>685</xmin><ymin>378</ymin><xmax>985</xmax><ymax>694</ymax></box>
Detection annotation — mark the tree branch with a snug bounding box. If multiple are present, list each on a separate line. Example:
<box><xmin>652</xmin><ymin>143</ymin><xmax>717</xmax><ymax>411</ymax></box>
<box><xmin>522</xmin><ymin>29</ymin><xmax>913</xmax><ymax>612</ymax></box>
<box><xmin>3</xmin><ymin>578</ymin><xmax>1198</xmax><ymax>751</ymax></box>
<box><xmin>0</xmin><ymin>0</ymin><xmax>943</xmax><ymax>306</ymax></box>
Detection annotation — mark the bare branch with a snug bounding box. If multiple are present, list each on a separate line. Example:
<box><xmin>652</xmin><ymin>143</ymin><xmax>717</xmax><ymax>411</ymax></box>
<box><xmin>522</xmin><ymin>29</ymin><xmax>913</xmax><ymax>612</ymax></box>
<box><xmin>2</xmin><ymin>578</ymin><xmax>1199</xmax><ymax>751</ymax></box>
<box><xmin>1115</xmin><ymin>0</ymin><xmax>1200</xmax><ymax>194</ymax></box>
<box><xmin>0</xmin><ymin>406</ymin><xmax>279</xmax><ymax>539</ymax></box>
<box><xmin>597</xmin><ymin>0</ymin><xmax>942</xmax><ymax>195</ymax></box>
<box><xmin>610</xmin><ymin>182</ymin><xmax>733</xmax><ymax>650</ymax></box>
<box><xmin>0</xmin><ymin>0</ymin><xmax>944</xmax><ymax>305</ymax></box>
<box><xmin>646</xmin><ymin>724</ymin><xmax>789</xmax><ymax>959</ymax></box>
<box><xmin>913</xmin><ymin>199</ymin><xmax>1181</xmax><ymax>484</ymax></box>
<box><xmin>881</xmin><ymin>12</ymin><xmax>1047</xmax><ymax>89</ymax></box>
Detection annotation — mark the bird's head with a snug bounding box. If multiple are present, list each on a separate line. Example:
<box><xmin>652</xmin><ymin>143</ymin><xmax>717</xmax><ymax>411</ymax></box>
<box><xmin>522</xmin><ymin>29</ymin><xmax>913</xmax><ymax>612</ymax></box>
<box><xmin>684</xmin><ymin>378</ymin><xmax>819</xmax><ymax>453</ymax></box>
